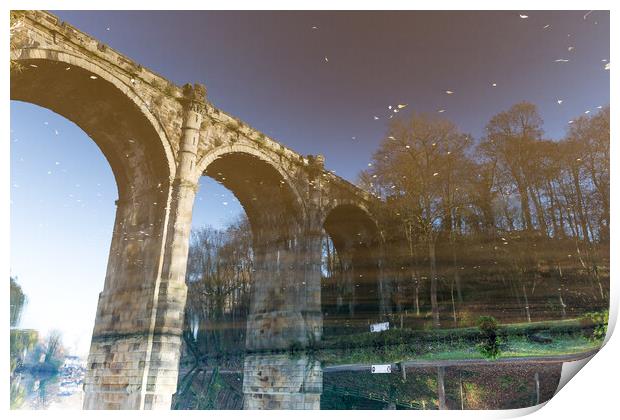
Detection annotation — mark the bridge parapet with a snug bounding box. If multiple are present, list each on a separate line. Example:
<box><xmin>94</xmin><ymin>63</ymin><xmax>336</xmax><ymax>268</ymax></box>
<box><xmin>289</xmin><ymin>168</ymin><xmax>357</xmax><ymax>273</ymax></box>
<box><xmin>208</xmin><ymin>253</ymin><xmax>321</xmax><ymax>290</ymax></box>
<box><xmin>13</xmin><ymin>10</ymin><xmax>376</xmax><ymax>216</ymax></box>
<box><xmin>12</xmin><ymin>10</ymin><xmax>186</xmax><ymax>163</ymax></box>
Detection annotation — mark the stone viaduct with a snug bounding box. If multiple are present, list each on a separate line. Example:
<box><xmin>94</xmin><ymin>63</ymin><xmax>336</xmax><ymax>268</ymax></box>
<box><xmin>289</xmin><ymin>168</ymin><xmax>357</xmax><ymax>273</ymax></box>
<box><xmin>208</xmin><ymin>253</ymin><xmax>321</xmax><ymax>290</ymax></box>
<box><xmin>10</xmin><ymin>11</ymin><xmax>390</xmax><ymax>409</ymax></box>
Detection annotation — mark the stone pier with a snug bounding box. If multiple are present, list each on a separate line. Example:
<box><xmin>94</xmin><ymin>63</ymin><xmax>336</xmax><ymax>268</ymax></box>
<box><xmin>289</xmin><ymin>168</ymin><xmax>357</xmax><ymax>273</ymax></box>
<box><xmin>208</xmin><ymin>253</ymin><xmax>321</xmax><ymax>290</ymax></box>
<box><xmin>243</xmin><ymin>354</ymin><xmax>322</xmax><ymax>409</ymax></box>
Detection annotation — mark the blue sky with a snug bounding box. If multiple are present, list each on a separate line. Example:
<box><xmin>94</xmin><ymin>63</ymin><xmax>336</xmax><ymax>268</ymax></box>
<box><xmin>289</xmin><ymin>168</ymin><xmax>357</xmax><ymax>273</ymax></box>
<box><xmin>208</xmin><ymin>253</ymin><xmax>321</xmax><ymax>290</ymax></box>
<box><xmin>10</xmin><ymin>10</ymin><xmax>609</xmax><ymax>355</ymax></box>
<box><xmin>10</xmin><ymin>102</ymin><xmax>241</xmax><ymax>355</ymax></box>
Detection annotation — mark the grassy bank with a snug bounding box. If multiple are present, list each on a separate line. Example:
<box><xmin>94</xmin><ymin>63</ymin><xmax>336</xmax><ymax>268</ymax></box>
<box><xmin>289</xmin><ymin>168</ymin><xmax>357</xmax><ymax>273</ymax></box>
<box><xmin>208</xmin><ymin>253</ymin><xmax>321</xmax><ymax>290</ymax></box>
<box><xmin>316</xmin><ymin>318</ymin><xmax>602</xmax><ymax>366</ymax></box>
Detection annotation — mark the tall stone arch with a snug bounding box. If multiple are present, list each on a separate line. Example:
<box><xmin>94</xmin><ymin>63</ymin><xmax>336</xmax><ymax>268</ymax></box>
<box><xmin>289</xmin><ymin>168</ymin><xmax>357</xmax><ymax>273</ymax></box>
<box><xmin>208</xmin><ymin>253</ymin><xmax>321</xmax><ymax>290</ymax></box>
<box><xmin>190</xmin><ymin>128</ymin><xmax>327</xmax><ymax>410</ymax></box>
<box><xmin>11</xmin><ymin>11</ymin><xmax>195</xmax><ymax>409</ymax></box>
<box><xmin>322</xmin><ymin>202</ymin><xmax>391</xmax><ymax>321</ymax></box>
<box><xmin>195</xmin><ymin>140</ymin><xmax>321</xmax><ymax>352</ymax></box>
<box><xmin>11</xmin><ymin>10</ymin><xmax>383</xmax><ymax>410</ymax></box>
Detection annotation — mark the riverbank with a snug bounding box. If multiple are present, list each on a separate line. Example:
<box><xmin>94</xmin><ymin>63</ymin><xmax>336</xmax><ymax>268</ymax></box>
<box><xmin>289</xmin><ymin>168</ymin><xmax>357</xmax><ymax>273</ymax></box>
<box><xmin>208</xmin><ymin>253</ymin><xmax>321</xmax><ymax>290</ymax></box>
<box><xmin>177</xmin><ymin>318</ymin><xmax>603</xmax><ymax>371</ymax></box>
<box><xmin>323</xmin><ymin>350</ymin><xmax>598</xmax><ymax>372</ymax></box>
<box><xmin>317</xmin><ymin>318</ymin><xmax>602</xmax><ymax>366</ymax></box>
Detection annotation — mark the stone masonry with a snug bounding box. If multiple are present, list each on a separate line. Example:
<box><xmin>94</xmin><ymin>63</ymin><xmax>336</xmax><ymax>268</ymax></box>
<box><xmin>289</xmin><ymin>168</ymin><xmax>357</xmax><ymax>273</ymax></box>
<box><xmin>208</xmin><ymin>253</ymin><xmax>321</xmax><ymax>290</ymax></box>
<box><xmin>10</xmin><ymin>10</ymin><xmax>390</xmax><ymax>409</ymax></box>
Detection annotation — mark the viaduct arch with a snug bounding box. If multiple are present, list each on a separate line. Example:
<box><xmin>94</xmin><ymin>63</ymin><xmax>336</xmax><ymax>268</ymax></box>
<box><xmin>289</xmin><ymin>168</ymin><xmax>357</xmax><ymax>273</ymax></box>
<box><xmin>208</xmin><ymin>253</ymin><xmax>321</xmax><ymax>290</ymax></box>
<box><xmin>10</xmin><ymin>11</ymin><xmax>390</xmax><ymax>409</ymax></box>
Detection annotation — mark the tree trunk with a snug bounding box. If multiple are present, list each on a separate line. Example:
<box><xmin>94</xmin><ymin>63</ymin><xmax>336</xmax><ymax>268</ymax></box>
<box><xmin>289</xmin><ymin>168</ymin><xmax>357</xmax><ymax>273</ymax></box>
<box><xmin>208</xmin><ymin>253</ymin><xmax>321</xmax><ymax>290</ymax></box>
<box><xmin>571</xmin><ymin>167</ymin><xmax>590</xmax><ymax>242</ymax></box>
<box><xmin>534</xmin><ymin>372</ymin><xmax>540</xmax><ymax>405</ymax></box>
<box><xmin>429</xmin><ymin>240</ymin><xmax>440</xmax><ymax>328</ymax></box>
<box><xmin>522</xmin><ymin>283</ymin><xmax>531</xmax><ymax>323</ymax></box>
<box><xmin>587</xmin><ymin>165</ymin><xmax>610</xmax><ymax>238</ymax></box>
<box><xmin>451</xmin><ymin>278</ymin><xmax>457</xmax><ymax>327</ymax></box>
<box><xmin>545</xmin><ymin>180</ymin><xmax>561</xmax><ymax>238</ymax></box>
<box><xmin>530</xmin><ymin>186</ymin><xmax>549</xmax><ymax>236</ymax></box>
<box><xmin>451</xmin><ymin>240</ymin><xmax>463</xmax><ymax>303</ymax></box>
<box><xmin>414</xmin><ymin>278</ymin><xmax>420</xmax><ymax>316</ymax></box>
<box><xmin>459</xmin><ymin>373</ymin><xmax>464</xmax><ymax>410</ymax></box>
<box><xmin>517</xmin><ymin>181</ymin><xmax>534</xmax><ymax>231</ymax></box>
<box><xmin>406</xmin><ymin>223</ymin><xmax>421</xmax><ymax>316</ymax></box>
<box><xmin>557</xmin><ymin>264</ymin><xmax>567</xmax><ymax>319</ymax></box>
<box><xmin>437</xmin><ymin>366</ymin><xmax>446</xmax><ymax>410</ymax></box>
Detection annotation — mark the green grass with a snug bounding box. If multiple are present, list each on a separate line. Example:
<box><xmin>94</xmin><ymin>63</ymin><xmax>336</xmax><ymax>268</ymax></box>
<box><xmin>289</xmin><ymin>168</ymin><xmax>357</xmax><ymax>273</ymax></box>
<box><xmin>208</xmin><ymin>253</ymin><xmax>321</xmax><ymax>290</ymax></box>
<box><xmin>500</xmin><ymin>335</ymin><xmax>600</xmax><ymax>358</ymax></box>
<box><xmin>190</xmin><ymin>318</ymin><xmax>602</xmax><ymax>368</ymax></box>
<box><xmin>316</xmin><ymin>318</ymin><xmax>601</xmax><ymax>366</ymax></box>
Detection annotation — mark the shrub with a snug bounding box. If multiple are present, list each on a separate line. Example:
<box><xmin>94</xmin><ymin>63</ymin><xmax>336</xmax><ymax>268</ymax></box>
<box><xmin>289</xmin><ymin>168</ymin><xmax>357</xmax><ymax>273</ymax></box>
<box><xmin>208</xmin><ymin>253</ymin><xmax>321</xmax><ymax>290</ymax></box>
<box><xmin>477</xmin><ymin>315</ymin><xmax>498</xmax><ymax>333</ymax></box>
<box><xmin>581</xmin><ymin>309</ymin><xmax>609</xmax><ymax>341</ymax></box>
<box><xmin>476</xmin><ymin>316</ymin><xmax>501</xmax><ymax>360</ymax></box>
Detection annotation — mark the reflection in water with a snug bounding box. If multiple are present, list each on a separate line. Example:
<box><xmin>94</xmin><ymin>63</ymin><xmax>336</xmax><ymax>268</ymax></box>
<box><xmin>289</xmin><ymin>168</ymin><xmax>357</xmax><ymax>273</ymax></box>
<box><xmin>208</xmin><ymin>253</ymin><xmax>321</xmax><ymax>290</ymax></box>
<box><xmin>169</xmin><ymin>98</ymin><xmax>608</xmax><ymax>411</ymax></box>
<box><xmin>243</xmin><ymin>353</ymin><xmax>322</xmax><ymax>409</ymax></box>
<box><xmin>321</xmin><ymin>361</ymin><xmax>563</xmax><ymax>410</ymax></box>
<box><xmin>175</xmin><ymin>351</ymin><xmax>566</xmax><ymax>410</ymax></box>
<box><xmin>174</xmin><ymin>209</ymin><xmax>604</xmax><ymax>410</ymax></box>
<box><xmin>10</xmin><ymin>370</ymin><xmax>85</xmax><ymax>410</ymax></box>
<box><xmin>10</xmin><ymin>356</ymin><xmax>86</xmax><ymax>410</ymax></box>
